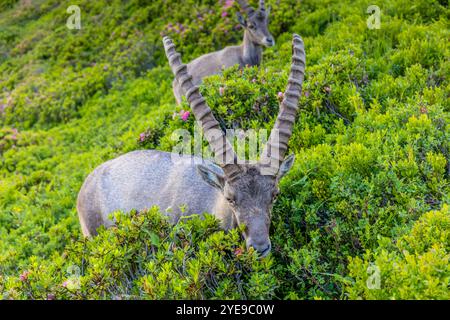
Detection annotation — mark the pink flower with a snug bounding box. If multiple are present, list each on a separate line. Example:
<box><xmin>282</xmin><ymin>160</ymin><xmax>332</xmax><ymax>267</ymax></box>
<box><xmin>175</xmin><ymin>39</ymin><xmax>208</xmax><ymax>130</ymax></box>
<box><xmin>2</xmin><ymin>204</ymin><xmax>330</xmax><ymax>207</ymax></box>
<box><xmin>303</xmin><ymin>90</ymin><xmax>310</xmax><ymax>97</ymax></box>
<box><xmin>181</xmin><ymin>111</ymin><xmax>190</xmax><ymax>121</ymax></box>
<box><xmin>234</xmin><ymin>248</ymin><xmax>243</xmax><ymax>256</ymax></box>
<box><xmin>139</xmin><ymin>133</ymin><xmax>146</xmax><ymax>142</ymax></box>
<box><xmin>19</xmin><ymin>271</ymin><xmax>30</xmax><ymax>282</ymax></box>
<box><xmin>10</xmin><ymin>128</ymin><xmax>19</xmax><ymax>140</ymax></box>
<box><xmin>324</xmin><ymin>86</ymin><xmax>331</xmax><ymax>93</ymax></box>
<box><xmin>277</xmin><ymin>91</ymin><xmax>284</xmax><ymax>99</ymax></box>
<box><xmin>252</xmin><ymin>78</ymin><xmax>257</xmax><ymax>83</ymax></box>
<box><xmin>62</xmin><ymin>281</ymin><xmax>68</xmax><ymax>288</ymax></box>
<box><xmin>219</xmin><ymin>87</ymin><xmax>225</xmax><ymax>96</ymax></box>
<box><xmin>47</xmin><ymin>294</ymin><xmax>56</xmax><ymax>300</ymax></box>
<box><xmin>221</xmin><ymin>11</ymin><xmax>228</xmax><ymax>18</ymax></box>
<box><xmin>224</xmin><ymin>0</ymin><xmax>234</xmax><ymax>9</ymax></box>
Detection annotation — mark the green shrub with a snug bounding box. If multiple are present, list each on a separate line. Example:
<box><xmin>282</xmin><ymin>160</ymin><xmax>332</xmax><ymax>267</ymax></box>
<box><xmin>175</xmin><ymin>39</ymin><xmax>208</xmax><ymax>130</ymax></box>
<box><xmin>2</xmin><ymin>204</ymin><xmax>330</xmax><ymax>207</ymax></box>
<box><xmin>346</xmin><ymin>205</ymin><xmax>450</xmax><ymax>300</ymax></box>
<box><xmin>1</xmin><ymin>208</ymin><xmax>276</xmax><ymax>300</ymax></box>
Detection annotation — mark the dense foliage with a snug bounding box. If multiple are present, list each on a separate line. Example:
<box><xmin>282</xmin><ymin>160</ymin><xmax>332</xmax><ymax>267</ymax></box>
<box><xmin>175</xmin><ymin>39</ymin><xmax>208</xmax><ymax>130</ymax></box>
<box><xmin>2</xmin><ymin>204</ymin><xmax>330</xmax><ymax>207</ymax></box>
<box><xmin>0</xmin><ymin>0</ymin><xmax>448</xmax><ymax>299</ymax></box>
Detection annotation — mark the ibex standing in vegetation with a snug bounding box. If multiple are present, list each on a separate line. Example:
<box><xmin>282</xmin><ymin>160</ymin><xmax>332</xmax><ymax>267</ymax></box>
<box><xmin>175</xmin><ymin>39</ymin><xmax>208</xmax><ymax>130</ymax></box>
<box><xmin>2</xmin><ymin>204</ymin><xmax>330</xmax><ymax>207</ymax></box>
<box><xmin>171</xmin><ymin>0</ymin><xmax>275</xmax><ymax>104</ymax></box>
<box><xmin>77</xmin><ymin>34</ymin><xmax>305</xmax><ymax>257</ymax></box>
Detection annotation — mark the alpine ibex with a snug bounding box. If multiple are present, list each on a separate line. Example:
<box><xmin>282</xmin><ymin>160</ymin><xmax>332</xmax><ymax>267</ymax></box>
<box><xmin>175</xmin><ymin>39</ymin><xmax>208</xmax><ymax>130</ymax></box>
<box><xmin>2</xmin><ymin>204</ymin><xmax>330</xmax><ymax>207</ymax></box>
<box><xmin>172</xmin><ymin>0</ymin><xmax>274</xmax><ymax>104</ymax></box>
<box><xmin>77</xmin><ymin>34</ymin><xmax>305</xmax><ymax>257</ymax></box>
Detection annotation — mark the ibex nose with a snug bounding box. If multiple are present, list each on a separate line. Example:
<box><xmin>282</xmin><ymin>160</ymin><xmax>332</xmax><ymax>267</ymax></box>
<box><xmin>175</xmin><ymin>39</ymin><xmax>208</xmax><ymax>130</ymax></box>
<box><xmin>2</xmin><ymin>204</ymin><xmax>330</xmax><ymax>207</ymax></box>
<box><xmin>247</xmin><ymin>239</ymin><xmax>272</xmax><ymax>257</ymax></box>
<box><xmin>265</xmin><ymin>37</ymin><xmax>275</xmax><ymax>47</ymax></box>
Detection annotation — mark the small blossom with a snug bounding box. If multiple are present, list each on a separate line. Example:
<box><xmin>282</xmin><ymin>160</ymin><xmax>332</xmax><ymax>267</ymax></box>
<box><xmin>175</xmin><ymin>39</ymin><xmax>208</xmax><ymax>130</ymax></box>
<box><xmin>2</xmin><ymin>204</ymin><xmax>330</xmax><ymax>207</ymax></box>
<box><xmin>303</xmin><ymin>90</ymin><xmax>310</xmax><ymax>97</ymax></box>
<box><xmin>234</xmin><ymin>248</ymin><xmax>243</xmax><ymax>256</ymax></box>
<box><xmin>223</xmin><ymin>0</ymin><xmax>234</xmax><ymax>9</ymax></box>
<box><xmin>221</xmin><ymin>11</ymin><xmax>228</xmax><ymax>18</ymax></box>
<box><xmin>47</xmin><ymin>294</ymin><xmax>56</xmax><ymax>300</ymax></box>
<box><xmin>62</xmin><ymin>281</ymin><xmax>68</xmax><ymax>288</ymax></box>
<box><xmin>324</xmin><ymin>86</ymin><xmax>331</xmax><ymax>93</ymax></box>
<box><xmin>10</xmin><ymin>128</ymin><xmax>19</xmax><ymax>140</ymax></box>
<box><xmin>277</xmin><ymin>91</ymin><xmax>284</xmax><ymax>99</ymax></box>
<box><xmin>420</xmin><ymin>106</ymin><xmax>428</xmax><ymax>114</ymax></box>
<box><xmin>19</xmin><ymin>271</ymin><xmax>30</xmax><ymax>282</ymax></box>
<box><xmin>181</xmin><ymin>111</ymin><xmax>190</xmax><ymax>121</ymax></box>
<box><xmin>139</xmin><ymin>133</ymin><xmax>146</xmax><ymax>142</ymax></box>
<box><xmin>219</xmin><ymin>87</ymin><xmax>225</xmax><ymax>96</ymax></box>
<box><xmin>252</xmin><ymin>78</ymin><xmax>257</xmax><ymax>83</ymax></box>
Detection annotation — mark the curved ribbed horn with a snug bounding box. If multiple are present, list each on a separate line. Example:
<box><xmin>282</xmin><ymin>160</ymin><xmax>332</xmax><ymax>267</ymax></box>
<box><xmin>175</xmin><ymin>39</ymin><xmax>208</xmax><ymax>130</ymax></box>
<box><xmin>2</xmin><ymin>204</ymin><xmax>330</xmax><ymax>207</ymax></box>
<box><xmin>163</xmin><ymin>37</ymin><xmax>241</xmax><ymax>180</ymax></box>
<box><xmin>259</xmin><ymin>34</ymin><xmax>306</xmax><ymax>176</ymax></box>
<box><xmin>237</xmin><ymin>0</ymin><xmax>255</xmax><ymax>16</ymax></box>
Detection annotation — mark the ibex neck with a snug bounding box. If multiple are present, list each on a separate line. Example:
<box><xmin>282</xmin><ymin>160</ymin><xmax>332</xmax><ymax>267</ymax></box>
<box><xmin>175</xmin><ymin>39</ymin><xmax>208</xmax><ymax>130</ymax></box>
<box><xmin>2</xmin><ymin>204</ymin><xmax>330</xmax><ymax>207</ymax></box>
<box><xmin>241</xmin><ymin>31</ymin><xmax>262</xmax><ymax>66</ymax></box>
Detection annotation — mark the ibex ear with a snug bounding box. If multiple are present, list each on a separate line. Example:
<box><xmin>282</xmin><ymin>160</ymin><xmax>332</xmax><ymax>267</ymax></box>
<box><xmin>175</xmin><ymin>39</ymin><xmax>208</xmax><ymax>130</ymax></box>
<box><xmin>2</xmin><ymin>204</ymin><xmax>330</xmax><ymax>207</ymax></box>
<box><xmin>277</xmin><ymin>154</ymin><xmax>295</xmax><ymax>180</ymax></box>
<box><xmin>236</xmin><ymin>12</ymin><xmax>247</xmax><ymax>27</ymax></box>
<box><xmin>197</xmin><ymin>163</ymin><xmax>225</xmax><ymax>191</ymax></box>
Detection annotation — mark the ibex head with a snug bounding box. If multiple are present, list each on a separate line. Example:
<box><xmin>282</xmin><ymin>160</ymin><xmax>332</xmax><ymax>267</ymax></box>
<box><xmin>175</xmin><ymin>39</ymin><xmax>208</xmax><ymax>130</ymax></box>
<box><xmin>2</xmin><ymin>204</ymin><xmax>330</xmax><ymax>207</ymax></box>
<box><xmin>163</xmin><ymin>34</ymin><xmax>305</xmax><ymax>257</ymax></box>
<box><xmin>236</xmin><ymin>0</ymin><xmax>274</xmax><ymax>47</ymax></box>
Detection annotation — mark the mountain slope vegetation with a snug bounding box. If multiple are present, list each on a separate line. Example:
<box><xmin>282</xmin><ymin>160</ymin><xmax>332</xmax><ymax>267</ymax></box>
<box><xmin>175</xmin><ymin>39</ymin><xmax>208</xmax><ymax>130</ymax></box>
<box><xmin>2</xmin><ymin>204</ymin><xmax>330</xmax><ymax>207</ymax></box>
<box><xmin>0</xmin><ymin>0</ymin><xmax>448</xmax><ymax>299</ymax></box>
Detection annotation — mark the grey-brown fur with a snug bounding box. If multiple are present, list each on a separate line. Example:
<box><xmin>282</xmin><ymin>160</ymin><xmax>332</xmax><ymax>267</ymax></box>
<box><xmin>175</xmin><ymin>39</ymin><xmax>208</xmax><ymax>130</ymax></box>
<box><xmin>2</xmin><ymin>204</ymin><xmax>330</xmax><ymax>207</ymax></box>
<box><xmin>77</xmin><ymin>34</ymin><xmax>305</xmax><ymax>257</ymax></box>
<box><xmin>172</xmin><ymin>0</ymin><xmax>274</xmax><ymax>104</ymax></box>
<box><xmin>77</xmin><ymin>151</ymin><xmax>234</xmax><ymax>234</ymax></box>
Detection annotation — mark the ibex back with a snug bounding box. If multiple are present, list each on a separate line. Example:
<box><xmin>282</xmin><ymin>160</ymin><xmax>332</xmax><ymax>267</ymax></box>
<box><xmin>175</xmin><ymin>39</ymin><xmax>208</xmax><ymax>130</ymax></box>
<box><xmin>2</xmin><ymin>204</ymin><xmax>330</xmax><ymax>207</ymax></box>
<box><xmin>172</xmin><ymin>0</ymin><xmax>274</xmax><ymax>104</ymax></box>
<box><xmin>77</xmin><ymin>34</ymin><xmax>306</xmax><ymax>257</ymax></box>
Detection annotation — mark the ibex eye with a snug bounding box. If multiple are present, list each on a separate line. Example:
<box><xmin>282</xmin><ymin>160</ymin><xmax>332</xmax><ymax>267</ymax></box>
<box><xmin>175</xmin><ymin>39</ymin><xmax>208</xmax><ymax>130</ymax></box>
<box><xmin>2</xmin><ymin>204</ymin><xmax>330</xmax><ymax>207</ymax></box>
<box><xmin>226</xmin><ymin>196</ymin><xmax>236</xmax><ymax>205</ymax></box>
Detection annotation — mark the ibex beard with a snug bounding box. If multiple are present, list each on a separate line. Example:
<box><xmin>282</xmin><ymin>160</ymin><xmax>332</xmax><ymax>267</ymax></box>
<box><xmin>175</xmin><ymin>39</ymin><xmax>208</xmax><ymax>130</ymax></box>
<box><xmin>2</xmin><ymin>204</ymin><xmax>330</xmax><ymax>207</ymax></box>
<box><xmin>77</xmin><ymin>34</ymin><xmax>305</xmax><ymax>258</ymax></box>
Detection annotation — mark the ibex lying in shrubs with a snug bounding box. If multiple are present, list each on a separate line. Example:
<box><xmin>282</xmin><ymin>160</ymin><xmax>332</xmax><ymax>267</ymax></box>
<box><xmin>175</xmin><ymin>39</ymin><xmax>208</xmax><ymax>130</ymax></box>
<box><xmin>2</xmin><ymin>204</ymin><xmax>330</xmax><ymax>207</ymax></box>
<box><xmin>77</xmin><ymin>34</ymin><xmax>305</xmax><ymax>257</ymax></box>
<box><xmin>172</xmin><ymin>0</ymin><xmax>275</xmax><ymax>104</ymax></box>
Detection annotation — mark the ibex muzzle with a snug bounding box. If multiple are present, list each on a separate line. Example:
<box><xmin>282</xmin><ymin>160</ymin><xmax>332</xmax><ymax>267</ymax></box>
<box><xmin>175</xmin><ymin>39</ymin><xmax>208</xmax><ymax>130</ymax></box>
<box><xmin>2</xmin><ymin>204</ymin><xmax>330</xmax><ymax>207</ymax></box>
<box><xmin>77</xmin><ymin>34</ymin><xmax>305</xmax><ymax>257</ymax></box>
